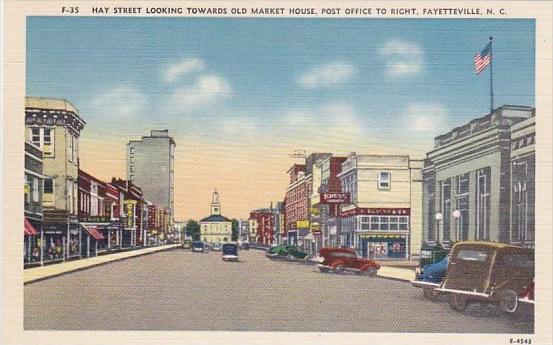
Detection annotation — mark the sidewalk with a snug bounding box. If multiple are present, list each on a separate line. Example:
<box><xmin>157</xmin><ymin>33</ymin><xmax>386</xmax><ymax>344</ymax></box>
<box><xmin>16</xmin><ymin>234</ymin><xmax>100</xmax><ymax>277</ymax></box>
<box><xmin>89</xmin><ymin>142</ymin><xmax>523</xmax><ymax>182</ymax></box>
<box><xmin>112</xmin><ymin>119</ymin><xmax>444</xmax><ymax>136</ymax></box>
<box><xmin>24</xmin><ymin>244</ymin><xmax>179</xmax><ymax>284</ymax></box>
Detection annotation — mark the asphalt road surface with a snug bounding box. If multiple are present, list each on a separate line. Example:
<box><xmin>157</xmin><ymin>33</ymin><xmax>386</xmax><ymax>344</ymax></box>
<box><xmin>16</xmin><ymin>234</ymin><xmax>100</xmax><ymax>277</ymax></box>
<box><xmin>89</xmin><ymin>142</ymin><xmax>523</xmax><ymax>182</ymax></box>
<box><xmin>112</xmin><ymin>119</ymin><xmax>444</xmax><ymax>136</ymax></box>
<box><xmin>24</xmin><ymin>248</ymin><xmax>534</xmax><ymax>332</ymax></box>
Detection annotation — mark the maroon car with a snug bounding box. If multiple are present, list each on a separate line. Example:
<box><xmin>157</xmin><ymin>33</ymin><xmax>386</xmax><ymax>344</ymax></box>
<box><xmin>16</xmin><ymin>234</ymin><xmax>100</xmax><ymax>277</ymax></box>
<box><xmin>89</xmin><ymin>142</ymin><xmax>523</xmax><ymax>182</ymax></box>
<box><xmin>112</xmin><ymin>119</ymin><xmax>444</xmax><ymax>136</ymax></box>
<box><xmin>316</xmin><ymin>247</ymin><xmax>380</xmax><ymax>276</ymax></box>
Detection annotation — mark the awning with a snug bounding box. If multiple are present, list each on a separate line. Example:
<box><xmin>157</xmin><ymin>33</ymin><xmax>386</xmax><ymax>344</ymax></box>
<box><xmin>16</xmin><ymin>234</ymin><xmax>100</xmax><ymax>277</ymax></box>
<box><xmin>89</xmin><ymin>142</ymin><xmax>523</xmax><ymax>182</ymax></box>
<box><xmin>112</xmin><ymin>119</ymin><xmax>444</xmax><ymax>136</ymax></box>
<box><xmin>24</xmin><ymin>219</ymin><xmax>38</xmax><ymax>236</ymax></box>
<box><xmin>83</xmin><ymin>225</ymin><xmax>104</xmax><ymax>240</ymax></box>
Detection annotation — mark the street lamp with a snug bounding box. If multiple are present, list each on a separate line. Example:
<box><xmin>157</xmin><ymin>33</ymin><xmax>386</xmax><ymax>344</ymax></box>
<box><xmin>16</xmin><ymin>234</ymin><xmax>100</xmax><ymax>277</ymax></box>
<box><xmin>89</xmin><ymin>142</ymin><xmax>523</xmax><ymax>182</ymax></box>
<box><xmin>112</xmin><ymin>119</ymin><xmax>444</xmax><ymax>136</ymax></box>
<box><xmin>452</xmin><ymin>210</ymin><xmax>461</xmax><ymax>242</ymax></box>
<box><xmin>435</xmin><ymin>212</ymin><xmax>443</xmax><ymax>245</ymax></box>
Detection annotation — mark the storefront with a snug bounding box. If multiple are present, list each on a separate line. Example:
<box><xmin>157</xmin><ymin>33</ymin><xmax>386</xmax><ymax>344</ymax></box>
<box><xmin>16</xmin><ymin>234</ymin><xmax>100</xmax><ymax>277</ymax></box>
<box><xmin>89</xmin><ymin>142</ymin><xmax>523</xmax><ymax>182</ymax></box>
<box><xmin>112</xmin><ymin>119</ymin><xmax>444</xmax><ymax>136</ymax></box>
<box><xmin>24</xmin><ymin>218</ymin><xmax>41</xmax><ymax>266</ymax></box>
<box><xmin>81</xmin><ymin>224</ymin><xmax>104</xmax><ymax>257</ymax></box>
<box><xmin>287</xmin><ymin>230</ymin><xmax>298</xmax><ymax>245</ymax></box>
<box><xmin>360</xmin><ymin>234</ymin><xmax>408</xmax><ymax>260</ymax></box>
<box><xmin>41</xmin><ymin>222</ymin><xmax>67</xmax><ymax>263</ymax></box>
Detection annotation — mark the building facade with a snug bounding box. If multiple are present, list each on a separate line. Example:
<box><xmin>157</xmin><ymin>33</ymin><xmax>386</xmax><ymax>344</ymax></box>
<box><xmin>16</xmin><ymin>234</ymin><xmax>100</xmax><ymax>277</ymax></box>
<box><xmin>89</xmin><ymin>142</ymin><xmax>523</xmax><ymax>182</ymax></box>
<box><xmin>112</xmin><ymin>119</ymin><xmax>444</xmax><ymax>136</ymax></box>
<box><xmin>25</xmin><ymin>96</ymin><xmax>86</xmax><ymax>262</ymax></box>
<box><xmin>127</xmin><ymin>129</ymin><xmax>175</xmax><ymax>224</ymax></box>
<box><xmin>200</xmin><ymin>190</ymin><xmax>232</xmax><ymax>243</ymax></box>
<box><xmin>24</xmin><ymin>142</ymin><xmax>43</xmax><ymax>266</ymax></box>
<box><xmin>338</xmin><ymin>153</ymin><xmax>423</xmax><ymax>260</ymax></box>
<box><xmin>284</xmin><ymin>164</ymin><xmax>311</xmax><ymax>245</ymax></box>
<box><xmin>422</xmin><ymin>105</ymin><xmax>535</xmax><ymax>248</ymax></box>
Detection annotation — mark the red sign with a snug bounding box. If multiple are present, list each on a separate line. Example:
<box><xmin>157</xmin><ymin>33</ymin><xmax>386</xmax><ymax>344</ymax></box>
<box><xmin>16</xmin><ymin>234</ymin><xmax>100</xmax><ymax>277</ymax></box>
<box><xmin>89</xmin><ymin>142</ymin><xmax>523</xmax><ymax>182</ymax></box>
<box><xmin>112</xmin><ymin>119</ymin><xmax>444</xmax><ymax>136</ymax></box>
<box><xmin>340</xmin><ymin>208</ymin><xmax>410</xmax><ymax>217</ymax></box>
<box><xmin>320</xmin><ymin>193</ymin><xmax>350</xmax><ymax>204</ymax></box>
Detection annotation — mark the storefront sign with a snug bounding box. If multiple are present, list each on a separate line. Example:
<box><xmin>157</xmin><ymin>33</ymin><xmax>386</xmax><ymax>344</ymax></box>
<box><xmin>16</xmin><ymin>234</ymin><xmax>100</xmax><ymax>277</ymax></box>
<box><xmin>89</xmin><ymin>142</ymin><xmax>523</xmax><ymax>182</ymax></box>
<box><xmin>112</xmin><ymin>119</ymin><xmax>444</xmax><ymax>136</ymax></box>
<box><xmin>320</xmin><ymin>193</ymin><xmax>350</xmax><ymax>204</ymax></box>
<box><xmin>340</xmin><ymin>207</ymin><xmax>410</xmax><ymax>217</ymax></box>
<box><xmin>123</xmin><ymin>200</ymin><xmax>136</xmax><ymax>229</ymax></box>
<box><xmin>296</xmin><ymin>220</ymin><xmax>310</xmax><ymax>228</ymax></box>
<box><xmin>309</xmin><ymin>207</ymin><xmax>320</xmax><ymax>216</ymax></box>
<box><xmin>80</xmin><ymin>216</ymin><xmax>110</xmax><ymax>223</ymax></box>
<box><xmin>310</xmin><ymin>223</ymin><xmax>321</xmax><ymax>233</ymax></box>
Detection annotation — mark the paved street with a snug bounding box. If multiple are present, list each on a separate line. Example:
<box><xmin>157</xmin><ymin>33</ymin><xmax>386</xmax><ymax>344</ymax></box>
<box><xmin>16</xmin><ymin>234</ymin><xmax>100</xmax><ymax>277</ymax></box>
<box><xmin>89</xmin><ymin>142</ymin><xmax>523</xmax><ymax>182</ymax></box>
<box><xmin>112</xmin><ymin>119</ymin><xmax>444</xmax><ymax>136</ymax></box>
<box><xmin>24</xmin><ymin>249</ymin><xmax>533</xmax><ymax>332</ymax></box>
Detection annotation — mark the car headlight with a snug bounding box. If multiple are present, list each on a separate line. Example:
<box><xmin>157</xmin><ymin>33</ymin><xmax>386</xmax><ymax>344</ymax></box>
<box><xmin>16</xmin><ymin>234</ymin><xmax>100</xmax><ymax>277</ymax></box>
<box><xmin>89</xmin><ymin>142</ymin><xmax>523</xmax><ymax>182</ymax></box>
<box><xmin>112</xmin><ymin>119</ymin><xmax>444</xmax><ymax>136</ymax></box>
<box><xmin>317</xmin><ymin>256</ymin><xmax>325</xmax><ymax>263</ymax></box>
<box><xmin>415</xmin><ymin>267</ymin><xmax>422</xmax><ymax>276</ymax></box>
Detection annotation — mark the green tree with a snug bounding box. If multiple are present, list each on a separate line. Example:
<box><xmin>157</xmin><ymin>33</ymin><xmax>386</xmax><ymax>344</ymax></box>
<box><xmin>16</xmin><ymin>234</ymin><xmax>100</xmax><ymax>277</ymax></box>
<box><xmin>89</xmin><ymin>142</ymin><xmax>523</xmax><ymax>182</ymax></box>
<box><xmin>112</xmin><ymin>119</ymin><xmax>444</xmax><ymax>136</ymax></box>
<box><xmin>185</xmin><ymin>220</ymin><xmax>201</xmax><ymax>241</ymax></box>
<box><xmin>231</xmin><ymin>219</ymin><xmax>239</xmax><ymax>241</ymax></box>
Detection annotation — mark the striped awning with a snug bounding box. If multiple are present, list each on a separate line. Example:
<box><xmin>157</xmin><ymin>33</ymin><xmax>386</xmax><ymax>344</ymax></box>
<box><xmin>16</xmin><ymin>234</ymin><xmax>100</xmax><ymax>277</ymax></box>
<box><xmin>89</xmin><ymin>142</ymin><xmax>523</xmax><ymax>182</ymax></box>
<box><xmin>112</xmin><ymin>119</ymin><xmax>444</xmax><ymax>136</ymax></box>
<box><xmin>83</xmin><ymin>225</ymin><xmax>104</xmax><ymax>240</ymax></box>
<box><xmin>24</xmin><ymin>219</ymin><xmax>38</xmax><ymax>236</ymax></box>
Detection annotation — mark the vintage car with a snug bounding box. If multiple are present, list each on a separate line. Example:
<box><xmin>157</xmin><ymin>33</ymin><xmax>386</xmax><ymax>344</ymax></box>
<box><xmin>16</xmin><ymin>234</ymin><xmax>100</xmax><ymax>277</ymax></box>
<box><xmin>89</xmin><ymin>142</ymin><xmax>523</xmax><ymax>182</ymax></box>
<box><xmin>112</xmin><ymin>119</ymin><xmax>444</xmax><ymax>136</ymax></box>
<box><xmin>316</xmin><ymin>247</ymin><xmax>380</xmax><ymax>276</ymax></box>
<box><xmin>266</xmin><ymin>245</ymin><xmax>310</xmax><ymax>261</ymax></box>
<box><xmin>411</xmin><ymin>255</ymin><xmax>449</xmax><ymax>300</ymax></box>
<box><xmin>181</xmin><ymin>239</ymin><xmax>192</xmax><ymax>250</ymax></box>
<box><xmin>240</xmin><ymin>242</ymin><xmax>250</xmax><ymax>250</ymax></box>
<box><xmin>222</xmin><ymin>243</ymin><xmax>239</xmax><ymax>261</ymax></box>
<box><xmin>437</xmin><ymin>241</ymin><xmax>534</xmax><ymax>314</ymax></box>
<box><xmin>211</xmin><ymin>242</ymin><xmax>222</xmax><ymax>251</ymax></box>
<box><xmin>191</xmin><ymin>240</ymin><xmax>205</xmax><ymax>253</ymax></box>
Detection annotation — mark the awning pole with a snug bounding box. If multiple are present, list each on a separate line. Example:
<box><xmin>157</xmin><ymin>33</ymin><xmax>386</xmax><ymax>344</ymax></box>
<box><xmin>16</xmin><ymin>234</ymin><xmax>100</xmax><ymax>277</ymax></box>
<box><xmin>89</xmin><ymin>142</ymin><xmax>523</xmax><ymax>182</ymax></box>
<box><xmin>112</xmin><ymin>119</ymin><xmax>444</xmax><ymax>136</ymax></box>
<box><xmin>40</xmin><ymin>227</ymin><xmax>44</xmax><ymax>266</ymax></box>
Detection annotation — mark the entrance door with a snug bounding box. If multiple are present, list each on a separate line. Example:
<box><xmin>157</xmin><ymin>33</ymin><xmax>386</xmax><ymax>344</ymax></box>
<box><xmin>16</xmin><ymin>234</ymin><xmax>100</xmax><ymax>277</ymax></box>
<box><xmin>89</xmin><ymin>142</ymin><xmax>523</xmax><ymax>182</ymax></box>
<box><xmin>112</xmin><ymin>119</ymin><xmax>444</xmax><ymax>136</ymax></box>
<box><xmin>361</xmin><ymin>238</ymin><xmax>369</xmax><ymax>258</ymax></box>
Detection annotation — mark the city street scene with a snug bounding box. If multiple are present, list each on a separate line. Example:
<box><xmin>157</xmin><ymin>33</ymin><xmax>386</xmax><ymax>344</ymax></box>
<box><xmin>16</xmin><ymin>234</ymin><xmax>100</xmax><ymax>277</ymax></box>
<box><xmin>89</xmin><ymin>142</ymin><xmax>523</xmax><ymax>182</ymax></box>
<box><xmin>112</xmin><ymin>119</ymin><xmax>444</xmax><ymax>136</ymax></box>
<box><xmin>23</xmin><ymin>16</ymin><xmax>535</xmax><ymax>333</ymax></box>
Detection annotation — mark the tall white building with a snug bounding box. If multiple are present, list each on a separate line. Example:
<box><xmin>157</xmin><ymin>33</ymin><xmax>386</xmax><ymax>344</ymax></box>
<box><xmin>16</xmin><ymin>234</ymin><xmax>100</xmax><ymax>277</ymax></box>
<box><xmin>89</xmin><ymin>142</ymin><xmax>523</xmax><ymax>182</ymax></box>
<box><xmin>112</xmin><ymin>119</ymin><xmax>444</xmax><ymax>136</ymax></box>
<box><xmin>126</xmin><ymin>129</ymin><xmax>175</xmax><ymax>222</ymax></box>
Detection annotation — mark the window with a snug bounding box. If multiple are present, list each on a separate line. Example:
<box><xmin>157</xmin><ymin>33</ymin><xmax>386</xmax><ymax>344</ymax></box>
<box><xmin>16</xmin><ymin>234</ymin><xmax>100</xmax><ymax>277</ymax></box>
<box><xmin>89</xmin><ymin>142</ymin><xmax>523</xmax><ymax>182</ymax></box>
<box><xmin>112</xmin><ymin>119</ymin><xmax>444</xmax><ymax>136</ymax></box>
<box><xmin>44</xmin><ymin>178</ymin><xmax>53</xmax><ymax>193</ymax></box>
<box><xmin>476</xmin><ymin>167</ymin><xmax>491</xmax><ymax>240</ymax></box>
<box><xmin>455</xmin><ymin>173</ymin><xmax>470</xmax><ymax>241</ymax></box>
<box><xmin>441</xmin><ymin>178</ymin><xmax>452</xmax><ymax>241</ymax></box>
<box><xmin>456</xmin><ymin>249</ymin><xmax>489</xmax><ymax>262</ymax></box>
<box><xmin>31</xmin><ymin>128</ymin><xmax>40</xmax><ymax>145</ymax></box>
<box><xmin>32</xmin><ymin>177</ymin><xmax>39</xmax><ymax>202</ymax></box>
<box><xmin>378</xmin><ymin>172</ymin><xmax>391</xmax><ymax>190</ymax></box>
<box><xmin>43</xmin><ymin>128</ymin><xmax>51</xmax><ymax>144</ymax></box>
<box><xmin>24</xmin><ymin>174</ymin><xmax>32</xmax><ymax>204</ymax></box>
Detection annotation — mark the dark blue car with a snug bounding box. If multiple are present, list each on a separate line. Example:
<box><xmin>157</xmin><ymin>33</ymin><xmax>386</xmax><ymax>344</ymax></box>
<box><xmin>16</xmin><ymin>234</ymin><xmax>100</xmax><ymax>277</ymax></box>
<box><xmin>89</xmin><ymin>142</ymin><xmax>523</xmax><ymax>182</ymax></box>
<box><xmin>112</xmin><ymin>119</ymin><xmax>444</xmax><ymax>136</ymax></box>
<box><xmin>222</xmin><ymin>243</ymin><xmax>239</xmax><ymax>261</ymax></box>
<box><xmin>411</xmin><ymin>256</ymin><xmax>449</xmax><ymax>300</ymax></box>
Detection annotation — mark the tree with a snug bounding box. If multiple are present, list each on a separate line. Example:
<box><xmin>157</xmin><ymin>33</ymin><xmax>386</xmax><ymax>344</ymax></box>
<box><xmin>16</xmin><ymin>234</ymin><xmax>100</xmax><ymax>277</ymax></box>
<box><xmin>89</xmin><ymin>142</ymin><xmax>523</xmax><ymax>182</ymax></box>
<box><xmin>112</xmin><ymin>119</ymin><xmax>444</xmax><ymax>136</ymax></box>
<box><xmin>231</xmin><ymin>219</ymin><xmax>239</xmax><ymax>241</ymax></box>
<box><xmin>185</xmin><ymin>220</ymin><xmax>201</xmax><ymax>241</ymax></box>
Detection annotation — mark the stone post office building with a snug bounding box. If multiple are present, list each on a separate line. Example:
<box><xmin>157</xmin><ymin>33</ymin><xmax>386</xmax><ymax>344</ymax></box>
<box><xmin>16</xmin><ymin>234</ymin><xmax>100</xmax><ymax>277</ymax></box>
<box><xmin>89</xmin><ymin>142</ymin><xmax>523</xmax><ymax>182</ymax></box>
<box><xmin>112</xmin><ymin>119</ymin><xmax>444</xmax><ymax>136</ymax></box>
<box><xmin>422</xmin><ymin>105</ymin><xmax>535</xmax><ymax>249</ymax></box>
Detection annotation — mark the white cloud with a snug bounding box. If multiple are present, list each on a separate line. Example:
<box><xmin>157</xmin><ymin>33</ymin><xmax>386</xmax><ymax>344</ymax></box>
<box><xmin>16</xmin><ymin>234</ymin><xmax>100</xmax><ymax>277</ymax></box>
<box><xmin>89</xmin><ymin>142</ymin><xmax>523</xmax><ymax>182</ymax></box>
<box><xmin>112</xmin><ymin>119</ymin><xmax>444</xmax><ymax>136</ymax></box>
<box><xmin>90</xmin><ymin>86</ymin><xmax>147</xmax><ymax>118</ymax></box>
<box><xmin>403</xmin><ymin>103</ymin><xmax>448</xmax><ymax>132</ymax></box>
<box><xmin>379</xmin><ymin>40</ymin><xmax>424</xmax><ymax>77</ymax></box>
<box><xmin>171</xmin><ymin>74</ymin><xmax>232</xmax><ymax>110</ymax></box>
<box><xmin>297</xmin><ymin>62</ymin><xmax>355</xmax><ymax>89</ymax></box>
<box><xmin>162</xmin><ymin>58</ymin><xmax>205</xmax><ymax>83</ymax></box>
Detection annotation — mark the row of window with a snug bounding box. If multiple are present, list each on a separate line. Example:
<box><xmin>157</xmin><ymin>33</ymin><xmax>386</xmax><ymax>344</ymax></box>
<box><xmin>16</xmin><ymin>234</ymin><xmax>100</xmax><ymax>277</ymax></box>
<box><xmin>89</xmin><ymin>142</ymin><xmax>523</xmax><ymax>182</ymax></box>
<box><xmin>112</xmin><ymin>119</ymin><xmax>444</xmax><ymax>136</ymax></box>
<box><xmin>29</xmin><ymin>127</ymin><xmax>79</xmax><ymax>163</ymax></box>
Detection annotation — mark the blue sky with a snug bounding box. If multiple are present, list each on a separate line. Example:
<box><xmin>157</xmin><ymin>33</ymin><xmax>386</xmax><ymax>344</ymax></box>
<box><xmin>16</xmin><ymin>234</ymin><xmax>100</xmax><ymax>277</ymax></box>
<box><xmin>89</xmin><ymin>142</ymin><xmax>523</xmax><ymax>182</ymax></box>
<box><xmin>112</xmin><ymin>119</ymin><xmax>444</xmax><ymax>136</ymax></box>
<box><xmin>25</xmin><ymin>17</ymin><xmax>535</xmax><ymax>219</ymax></box>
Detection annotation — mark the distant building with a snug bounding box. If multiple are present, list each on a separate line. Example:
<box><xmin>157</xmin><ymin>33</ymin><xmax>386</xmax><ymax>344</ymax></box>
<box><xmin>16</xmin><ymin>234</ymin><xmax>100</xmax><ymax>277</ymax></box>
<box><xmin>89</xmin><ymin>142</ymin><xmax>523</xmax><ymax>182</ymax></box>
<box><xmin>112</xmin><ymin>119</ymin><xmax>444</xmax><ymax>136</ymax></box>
<box><xmin>237</xmin><ymin>219</ymin><xmax>250</xmax><ymax>243</ymax></box>
<box><xmin>422</xmin><ymin>105</ymin><xmax>535</xmax><ymax>248</ymax></box>
<box><xmin>25</xmin><ymin>96</ymin><xmax>86</xmax><ymax>262</ymax></box>
<box><xmin>200</xmin><ymin>190</ymin><xmax>232</xmax><ymax>243</ymax></box>
<box><xmin>338</xmin><ymin>153</ymin><xmax>424</xmax><ymax>260</ymax></box>
<box><xmin>249</xmin><ymin>203</ymin><xmax>282</xmax><ymax>246</ymax></box>
<box><xmin>127</xmin><ymin>129</ymin><xmax>175</xmax><ymax>224</ymax></box>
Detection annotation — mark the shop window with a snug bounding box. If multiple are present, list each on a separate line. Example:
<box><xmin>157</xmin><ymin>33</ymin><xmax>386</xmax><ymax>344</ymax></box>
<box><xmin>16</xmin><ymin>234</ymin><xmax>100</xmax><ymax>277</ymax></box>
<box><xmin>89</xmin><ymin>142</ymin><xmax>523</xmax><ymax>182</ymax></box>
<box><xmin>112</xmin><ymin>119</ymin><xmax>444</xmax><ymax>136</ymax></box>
<box><xmin>378</xmin><ymin>172</ymin><xmax>391</xmax><ymax>190</ymax></box>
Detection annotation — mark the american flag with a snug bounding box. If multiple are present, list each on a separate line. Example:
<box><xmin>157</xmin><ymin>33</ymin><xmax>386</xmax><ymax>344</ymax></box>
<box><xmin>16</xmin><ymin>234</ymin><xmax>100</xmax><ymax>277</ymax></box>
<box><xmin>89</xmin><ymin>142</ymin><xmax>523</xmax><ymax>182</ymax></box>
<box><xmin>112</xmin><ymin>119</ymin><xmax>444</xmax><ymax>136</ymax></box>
<box><xmin>474</xmin><ymin>42</ymin><xmax>492</xmax><ymax>74</ymax></box>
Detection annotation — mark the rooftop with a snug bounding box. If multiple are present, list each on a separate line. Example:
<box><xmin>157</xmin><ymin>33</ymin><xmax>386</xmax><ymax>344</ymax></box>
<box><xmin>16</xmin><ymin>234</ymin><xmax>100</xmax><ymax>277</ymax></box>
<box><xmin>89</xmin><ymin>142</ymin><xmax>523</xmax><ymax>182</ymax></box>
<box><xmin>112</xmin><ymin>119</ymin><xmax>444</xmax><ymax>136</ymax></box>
<box><xmin>25</xmin><ymin>96</ymin><xmax>80</xmax><ymax>115</ymax></box>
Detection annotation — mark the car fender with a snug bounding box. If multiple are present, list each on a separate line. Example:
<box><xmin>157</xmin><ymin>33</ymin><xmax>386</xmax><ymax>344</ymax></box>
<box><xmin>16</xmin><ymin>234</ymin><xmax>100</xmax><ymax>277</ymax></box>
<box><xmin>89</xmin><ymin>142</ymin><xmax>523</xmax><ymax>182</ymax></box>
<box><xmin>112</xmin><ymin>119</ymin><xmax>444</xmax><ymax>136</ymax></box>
<box><xmin>360</xmin><ymin>263</ymin><xmax>379</xmax><ymax>272</ymax></box>
<box><xmin>330</xmin><ymin>261</ymin><xmax>346</xmax><ymax>269</ymax></box>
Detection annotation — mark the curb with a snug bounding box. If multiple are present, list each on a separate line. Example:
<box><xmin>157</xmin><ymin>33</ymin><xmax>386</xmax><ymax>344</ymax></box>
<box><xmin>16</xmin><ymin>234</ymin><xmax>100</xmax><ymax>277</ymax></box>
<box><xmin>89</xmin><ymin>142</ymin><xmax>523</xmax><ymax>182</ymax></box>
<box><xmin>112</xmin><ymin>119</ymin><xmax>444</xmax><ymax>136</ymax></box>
<box><xmin>24</xmin><ymin>245</ymin><xmax>179</xmax><ymax>285</ymax></box>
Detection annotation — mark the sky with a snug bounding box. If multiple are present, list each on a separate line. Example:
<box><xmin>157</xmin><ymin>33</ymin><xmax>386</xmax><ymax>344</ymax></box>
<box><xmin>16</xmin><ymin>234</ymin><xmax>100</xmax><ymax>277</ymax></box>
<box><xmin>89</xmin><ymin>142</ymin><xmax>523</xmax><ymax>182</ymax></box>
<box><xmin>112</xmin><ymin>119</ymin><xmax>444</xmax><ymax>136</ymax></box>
<box><xmin>26</xmin><ymin>17</ymin><xmax>535</xmax><ymax>220</ymax></box>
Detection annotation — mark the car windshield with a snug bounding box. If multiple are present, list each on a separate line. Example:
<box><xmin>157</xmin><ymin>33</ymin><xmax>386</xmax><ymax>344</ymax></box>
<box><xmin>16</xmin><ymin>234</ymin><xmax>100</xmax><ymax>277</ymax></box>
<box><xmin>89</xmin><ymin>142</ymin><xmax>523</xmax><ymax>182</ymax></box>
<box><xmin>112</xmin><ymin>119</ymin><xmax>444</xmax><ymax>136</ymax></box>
<box><xmin>192</xmin><ymin>241</ymin><xmax>203</xmax><ymax>247</ymax></box>
<box><xmin>456</xmin><ymin>249</ymin><xmax>488</xmax><ymax>262</ymax></box>
<box><xmin>330</xmin><ymin>251</ymin><xmax>357</xmax><ymax>259</ymax></box>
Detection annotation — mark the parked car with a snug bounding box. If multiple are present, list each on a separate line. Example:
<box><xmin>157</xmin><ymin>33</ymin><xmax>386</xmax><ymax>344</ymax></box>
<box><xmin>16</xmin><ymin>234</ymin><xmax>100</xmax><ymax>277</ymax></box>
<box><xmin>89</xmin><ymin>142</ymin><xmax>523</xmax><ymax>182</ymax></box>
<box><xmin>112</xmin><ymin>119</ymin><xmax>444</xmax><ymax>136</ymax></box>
<box><xmin>240</xmin><ymin>242</ymin><xmax>250</xmax><ymax>250</ymax></box>
<box><xmin>222</xmin><ymin>243</ymin><xmax>239</xmax><ymax>261</ymax></box>
<box><xmin>316</xmin><ymin>247</ymin><xmax>380</xmax><ymax>276</ymax></box>
<box><xmin>266</xmin><ymin>245</ymin><xmax>310</xmax><ymax>261</ymax></box>
<box><xmin>411</xmin><ymin>255</ymin><xmax>449</xmax><ymax>300</ymax></box>
<box><xmin>211</xmin><ymin>242</ymin><xmax>222</xmax><ymax>251</ymax></box>
<box><xmin>437</xmin><ymin>241</ymin><xmax>534</xmax><ymax>314</ymax></box>
<box><xmin>191</xmin><ymin>241</ymin><xmax>205</xmax><ymax>253</ymax></box>
<box><xmin>181</xmin><ymin>239</ymin><xmax>192</xmax><ymax>250</ymax></box>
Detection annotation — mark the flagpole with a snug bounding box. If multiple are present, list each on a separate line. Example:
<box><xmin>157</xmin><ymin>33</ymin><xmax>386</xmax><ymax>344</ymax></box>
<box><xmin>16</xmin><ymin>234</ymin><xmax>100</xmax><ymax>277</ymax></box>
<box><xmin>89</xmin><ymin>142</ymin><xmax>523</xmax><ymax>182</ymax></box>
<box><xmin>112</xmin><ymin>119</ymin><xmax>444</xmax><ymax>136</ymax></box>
<box><xmin>489</xmin><ymin>36</ymin><xmax>494</xmax><ymax>114</ymax></box>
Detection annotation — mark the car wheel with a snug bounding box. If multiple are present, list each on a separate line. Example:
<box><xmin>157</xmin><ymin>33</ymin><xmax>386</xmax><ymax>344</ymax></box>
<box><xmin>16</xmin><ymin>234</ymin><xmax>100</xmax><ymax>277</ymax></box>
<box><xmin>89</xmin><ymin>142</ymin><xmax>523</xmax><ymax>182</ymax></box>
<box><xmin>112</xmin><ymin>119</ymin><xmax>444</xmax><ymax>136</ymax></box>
<box><xmin>365</xmin><ymin>267</ymin><xmax>378</xmax><ymax>277</ymax></box>
<box><xmin>318</xmin><ymin>267</ymin><xmax>329</xmax><ymax>273</ymax></box>
<box><xmin>423</xmin><ymin>288</ymin><xmax>440</xmax><ymax>301</ymax></box>
<box><xmin>287</xmin><ymin>254</ymin><xmax>296</xmax><ymax>262</ymax></box>
<box><xmin>334</xmin><ymin>264</ymin><xmax>345</xmax><ymax>273</ymax></box>
<box><xmin>498</xmin><ymin>289</ymin><xmax>519</xmax><ymax>314</ymax></box>
<box><xmin>449</xmin><ymin>293</ymin><xmax>468</xmax><ymax>312</ymax></box>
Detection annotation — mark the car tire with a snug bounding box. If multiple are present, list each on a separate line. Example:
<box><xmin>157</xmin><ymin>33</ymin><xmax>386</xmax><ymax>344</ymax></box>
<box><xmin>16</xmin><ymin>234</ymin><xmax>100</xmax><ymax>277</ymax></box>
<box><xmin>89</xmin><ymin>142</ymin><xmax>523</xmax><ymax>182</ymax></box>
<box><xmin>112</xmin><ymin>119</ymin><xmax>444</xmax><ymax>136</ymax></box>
<box><xmin>287</xmin><ymin>254</ymin><xmax>296</xmax><ymax>262</ymax></box>
<box><xmin>423</xmin><ymin>288</ymin><xmax>440</xmax><ymax>301</ymax></box>
<box><xmin>319</xmin><ymin>267</ymin><xmax>329</xmax><ymax>273</ymax></box>
<box><xmin>365</xmin><ymin>267</ymin><xmax>378</xmax><ymax>277</ymax></box>
<box><xmin>334</xmin><ymin>264</ymin><xmax>345</xmax><ymax>273</ymax></box>
<box><xmin>449</xmin><ymin>293</ymin><xmax>468</xmax><ymax>312</ymax></box>
<box><xmin>498</xmin><ymin>289</ymin><xmax>519</xmax><ymax>314</ymax></box>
